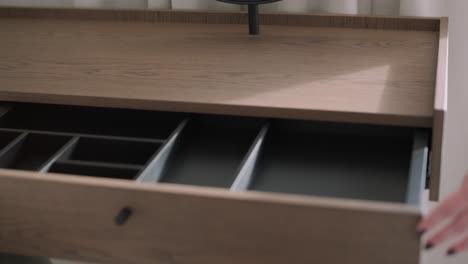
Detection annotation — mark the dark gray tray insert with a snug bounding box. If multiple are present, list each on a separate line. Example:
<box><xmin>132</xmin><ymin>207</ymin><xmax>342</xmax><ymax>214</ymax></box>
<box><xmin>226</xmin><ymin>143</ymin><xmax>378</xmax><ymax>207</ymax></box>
<box><xmin>50</xmin><ymin>161</ymin><xmax>140</xmax><ymax>180</ymax></box>
<box><xmin>159</xmin><ymin>116</ymin><xmax>263</xmax><ymax>188</ymax></box>
<box><xmin>248</xmin><ymin>121</ymin><xmax>426</xmax><ymax>204</ymax></box>
<box><xmin>60</xmin><ymin>137</ymin><xmax>162</xmax><ymax>166</ymax></box>
<box><xmin>0</xmin><ymin>104</ymin><xmax>185</xmax><ymax>139</ymax></box>
<box><xmin>0</xmin><ymin>133</ymin><xmax>71</xmax><ymax>171</ymax></box>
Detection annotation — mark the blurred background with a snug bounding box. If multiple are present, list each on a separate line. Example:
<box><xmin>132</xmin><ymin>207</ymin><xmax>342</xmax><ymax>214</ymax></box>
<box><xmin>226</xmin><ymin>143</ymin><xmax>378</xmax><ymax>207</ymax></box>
<box><xmin>0</xmin><ymin>0</ymin><xmax>449</xmax><ymax>17</ymax></box>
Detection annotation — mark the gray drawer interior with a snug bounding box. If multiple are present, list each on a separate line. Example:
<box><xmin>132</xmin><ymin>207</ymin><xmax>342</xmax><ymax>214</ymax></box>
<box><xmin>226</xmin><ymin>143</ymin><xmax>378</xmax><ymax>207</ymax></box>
<box><xmin>249</xmin><ymin>121</ymin><xmax>417</xmax><ymax>203</ymax></box>
<box><xmin>0</xmin><ymin>103</ymin><xmax>429</xmax><ymax>207</ymax></box>
<box><xmin>61</xmin><ymin>137</ymin><xmax>162</xmax><ymax>166</ymax></box>
<box><xmin>0</xmin><ymin>133</ymin><xmax>72</xmax><ymax>171</ymax></box>
<box><xmin>158</xmin><ymin>116</ymin><xmax>263</xmax><ymax>188</ymax></box>
<box><xmin>50</xmin><ymin>161</ymin><xmax>141</xmax><ymax>180</ymax></box>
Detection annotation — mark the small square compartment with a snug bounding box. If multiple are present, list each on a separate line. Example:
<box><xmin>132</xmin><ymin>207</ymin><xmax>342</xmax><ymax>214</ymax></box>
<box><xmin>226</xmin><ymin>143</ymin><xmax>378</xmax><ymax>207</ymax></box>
<box><xmin>61</xmin><ymin>137</ymin><xmax>162</xmax><ymax>166</ymax></box>
<box><xmin>248</xmin><ymin>121</ymin><xmax>427</xmax><ymax>204</ymax></box>
<box><xmin>0</xmin><ymin>133</ymin><xmax>72</xmax><ymax>171</ymax></box>
<box><xmin>0</xmin><ymin>130</ymin><xmax>22</xmax><ymax>151</ymax></box>
<box><xmin>49</xmin><ymin>161</ymin><xmax>140</xmax><ymax>180</ymax></box>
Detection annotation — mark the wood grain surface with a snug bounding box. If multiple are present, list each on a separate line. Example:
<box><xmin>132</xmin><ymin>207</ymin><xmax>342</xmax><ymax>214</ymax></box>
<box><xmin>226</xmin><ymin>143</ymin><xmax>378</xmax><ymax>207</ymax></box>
<box><xmin>0</xmin><ymin>169</ymin><xmax>421</xmax><ymax>264</ymax></box>
<box><xmin>0</xmin><ymin>12</ymin><xmax>439</xmax><ymax>127</ymax></box>
<box><xmin>0</xmin><ymin>7</ymin><xmax>441</xmax><ymax>31</ymax></box>
<box><xmin>430</xmin><ymin>17</ymin><xmax>449</xmax><ymax>200</ymax></box>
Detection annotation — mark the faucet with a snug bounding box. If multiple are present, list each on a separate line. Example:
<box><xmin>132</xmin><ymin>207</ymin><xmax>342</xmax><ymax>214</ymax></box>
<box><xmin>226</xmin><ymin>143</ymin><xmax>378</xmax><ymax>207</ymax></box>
<box><xmin>216</xmin><ymin>0</ymin><xmax>282</xmax><ymax>35</ymax></box>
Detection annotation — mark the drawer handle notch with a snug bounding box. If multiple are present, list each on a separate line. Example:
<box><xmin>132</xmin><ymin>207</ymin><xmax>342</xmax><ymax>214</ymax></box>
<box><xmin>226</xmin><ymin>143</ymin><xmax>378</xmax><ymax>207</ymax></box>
<box><xmin>115</xmin><ymin>207</ymin><xmax>133</xmax><ymax>226</ymax></box>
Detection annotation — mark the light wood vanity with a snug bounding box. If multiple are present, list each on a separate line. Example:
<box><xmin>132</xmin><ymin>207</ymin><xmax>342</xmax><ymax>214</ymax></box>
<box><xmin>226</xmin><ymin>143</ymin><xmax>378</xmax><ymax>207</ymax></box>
<box><xmin>0</xmin><ymin>7</ymin><xmax>455</xmax><ymax>264</ymax></box>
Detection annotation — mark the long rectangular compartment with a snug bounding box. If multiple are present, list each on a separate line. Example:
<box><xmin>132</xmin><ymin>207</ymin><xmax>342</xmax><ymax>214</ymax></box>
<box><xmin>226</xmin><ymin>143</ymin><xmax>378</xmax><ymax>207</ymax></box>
<box><xmin>158</xmin><ymin>116</ymin><xmax>265</xmax><ymax>188</ymax></box>
<box><xmin>59</xmin><ymin>137</ymin><xmax>162</xmax><ymax>166</ymax></box>
<box><xmin>245</xmin><ymin>121</ymin><xmax>428</xmax><ymax>205</ymax></box>
<box><xmin>49</xmin><ymin>160</ymin><xmax>141</xmax><ymax>180</ymax></box>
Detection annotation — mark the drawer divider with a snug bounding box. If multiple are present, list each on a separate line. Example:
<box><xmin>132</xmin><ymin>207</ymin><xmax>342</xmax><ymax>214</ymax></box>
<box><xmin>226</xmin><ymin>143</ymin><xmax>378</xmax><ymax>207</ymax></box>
<box><xmin>40</xmin><ymin>136</ymin><xmax>79</xmax><ymax>173</ymax></box>
<box><xmin>405</xmin><ymin>131</ymin><xmax>429</xmax><ymax>207</ymax></box>
<box><xmin>0</xmin><ymin>132</ymin><xmax>29</xmax><ymax>167</ymax></box>
<box><xmin>0</xmin><ymin>128</ymin><xmax>163</xmax><ymax>144</ymax></box>
<box><xmin>136</xmin><ymin>118</ymin><xmax>189</xmax><ymax>183</ymax></box>
<box><xmin>230</xmin><ymin>123</ymin><xmax>269</xmax><ymax>192</ymax></box>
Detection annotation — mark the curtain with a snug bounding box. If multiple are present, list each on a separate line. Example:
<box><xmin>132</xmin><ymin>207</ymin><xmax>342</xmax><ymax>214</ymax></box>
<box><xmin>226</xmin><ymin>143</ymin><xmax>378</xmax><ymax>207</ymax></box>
<box><xmin>0</xmin><ymin>0</ymin><xmax>448</xmax><ymax>16</ymax></box>
<box><xmin>260</xmin><ymin>0</ymin><xmax>447</xmax><ymax>16</ymax></box>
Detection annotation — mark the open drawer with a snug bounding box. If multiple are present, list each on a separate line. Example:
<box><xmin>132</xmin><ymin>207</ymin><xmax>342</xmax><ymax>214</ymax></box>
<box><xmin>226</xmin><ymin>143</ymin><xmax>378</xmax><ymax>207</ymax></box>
<box><xmin>0</xmin><ymin>102</ymin><xmax>428</xmax><ymax>264</ymax></box>
<box><xmin>0</xmin><ymin>6</ymin><xmax>451</xmax><ymax>202</ymax></box>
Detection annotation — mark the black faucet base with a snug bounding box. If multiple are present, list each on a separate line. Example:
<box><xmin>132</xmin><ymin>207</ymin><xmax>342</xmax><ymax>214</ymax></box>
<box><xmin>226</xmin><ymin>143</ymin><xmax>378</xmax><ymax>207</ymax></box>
<box><xmin>248</xmin><ymin>4</ymin><xmax>260</xmax><ymax>35</ymax></box>
<box><xmin>216</xmin><ymin>0</ymin><xmax>282</xmax><ymax>35</ymax></box>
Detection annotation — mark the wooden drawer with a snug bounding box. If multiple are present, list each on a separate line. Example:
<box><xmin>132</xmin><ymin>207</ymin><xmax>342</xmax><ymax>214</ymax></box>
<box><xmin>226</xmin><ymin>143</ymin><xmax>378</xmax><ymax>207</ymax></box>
<box><xmin>0</xmin><ymin>7</ymin><xmax>451</xmax><ymax>201</ymax></box>
<box><xmin>0</xmin><ymin>102</ymin><xmax>427</xmax><ymax>264</ymax></box>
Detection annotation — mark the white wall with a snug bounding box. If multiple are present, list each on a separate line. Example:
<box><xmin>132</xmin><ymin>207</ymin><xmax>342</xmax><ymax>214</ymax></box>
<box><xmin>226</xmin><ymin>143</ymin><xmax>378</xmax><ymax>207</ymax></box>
<box><xmin>440</xmin><ymin>0</ymin><xmax>468</xmax><ymax>197</ymax></box>
<box><xmin>422</xmin><ymin>2</ymin><xmax>468</xmax><ymax>263</ymax></box>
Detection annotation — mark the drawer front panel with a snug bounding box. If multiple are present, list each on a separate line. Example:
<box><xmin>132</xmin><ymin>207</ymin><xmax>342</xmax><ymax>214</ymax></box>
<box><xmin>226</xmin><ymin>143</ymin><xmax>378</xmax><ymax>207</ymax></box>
<box><xmin>0</xmin><ymin>171</ymin><xmax>420</xmax><ymax>264</ymax></box>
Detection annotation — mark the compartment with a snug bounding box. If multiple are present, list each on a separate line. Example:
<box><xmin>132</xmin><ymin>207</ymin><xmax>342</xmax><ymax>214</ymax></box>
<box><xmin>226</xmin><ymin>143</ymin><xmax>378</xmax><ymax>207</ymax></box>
<box><xmin>49</xmin><ymin>161</ymin><xmax>140</xmax><ymax>180</ymax></box>
<box><xmin>0</xmin><ymin>130</ymin><xmax>22</xmax><ymax>151</ymax></box>
<box><xmin>0</xmin><ymin>133</ymin><xmax>72</xmax><ymax>171</ymax></box>
<box><xmin>0</xmin><ymin>103</ymin><xmax>186</xmax><ymax>139</ymax></box>
<box><xmin>60</xmin><ymin>137</ymin><xmax>162</xmax><ymax>166</ymax></box>
<box><xmin>248</xmin><ymin>121</ymin><xmax>428</xmax><ymax>204</ymax></box>
<box><xmin>159</xmin><ymin>115</ymin><xmax>264</xmax><ymax>188</ymax></box>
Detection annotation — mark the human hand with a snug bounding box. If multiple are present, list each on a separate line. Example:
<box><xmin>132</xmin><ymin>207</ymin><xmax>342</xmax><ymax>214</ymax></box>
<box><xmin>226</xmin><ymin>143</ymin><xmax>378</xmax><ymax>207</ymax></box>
<box><xmin>417</xmin><ymin>174</ymin><xmax>468</xmax><ymax>256</ymax></box>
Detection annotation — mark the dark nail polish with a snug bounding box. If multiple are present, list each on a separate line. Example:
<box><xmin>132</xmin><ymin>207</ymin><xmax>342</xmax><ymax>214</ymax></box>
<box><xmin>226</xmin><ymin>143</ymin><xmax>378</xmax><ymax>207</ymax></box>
<box><xmin>447</xmin><ymin>249</ymin><xmax>457</xmax><ymax>256</ymax></box>
<box><xmin>425</xmin><ymin>242</ymin><xmax>434</xmax><ymax>250</ymax></box>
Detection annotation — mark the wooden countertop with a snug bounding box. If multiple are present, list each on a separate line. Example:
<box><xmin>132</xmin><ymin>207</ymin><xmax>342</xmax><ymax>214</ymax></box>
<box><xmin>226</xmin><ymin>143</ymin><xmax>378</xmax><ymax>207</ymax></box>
<box><xmin>0</xmin><ymin>8</ymin><xmax>439</xmax><ymax>127</ymax></box>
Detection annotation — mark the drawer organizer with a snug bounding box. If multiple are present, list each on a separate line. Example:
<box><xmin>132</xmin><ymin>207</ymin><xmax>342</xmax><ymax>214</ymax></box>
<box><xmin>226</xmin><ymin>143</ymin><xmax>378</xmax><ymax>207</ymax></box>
<box><xmin>0</xmin><ymin>103</ymin><xmax>428</xmax><ymax>205</ymax></box>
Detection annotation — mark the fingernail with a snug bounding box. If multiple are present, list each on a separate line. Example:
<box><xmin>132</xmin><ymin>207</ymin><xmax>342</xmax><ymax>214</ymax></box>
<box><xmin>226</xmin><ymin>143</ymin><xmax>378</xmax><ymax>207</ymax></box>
<box><xmin>425</xmin><ymin>242</ymin><xmax>434</xmax><ymax>250</ymax></box>
<box><xmin>447</xmin><ymin>249</ymin><xmax>457</xmax><ymax>256</ymax></box>
<box><xmin>417</xmin><ymin>230</ymin><xmax>426</xmax><ymax>237</ymax></box>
